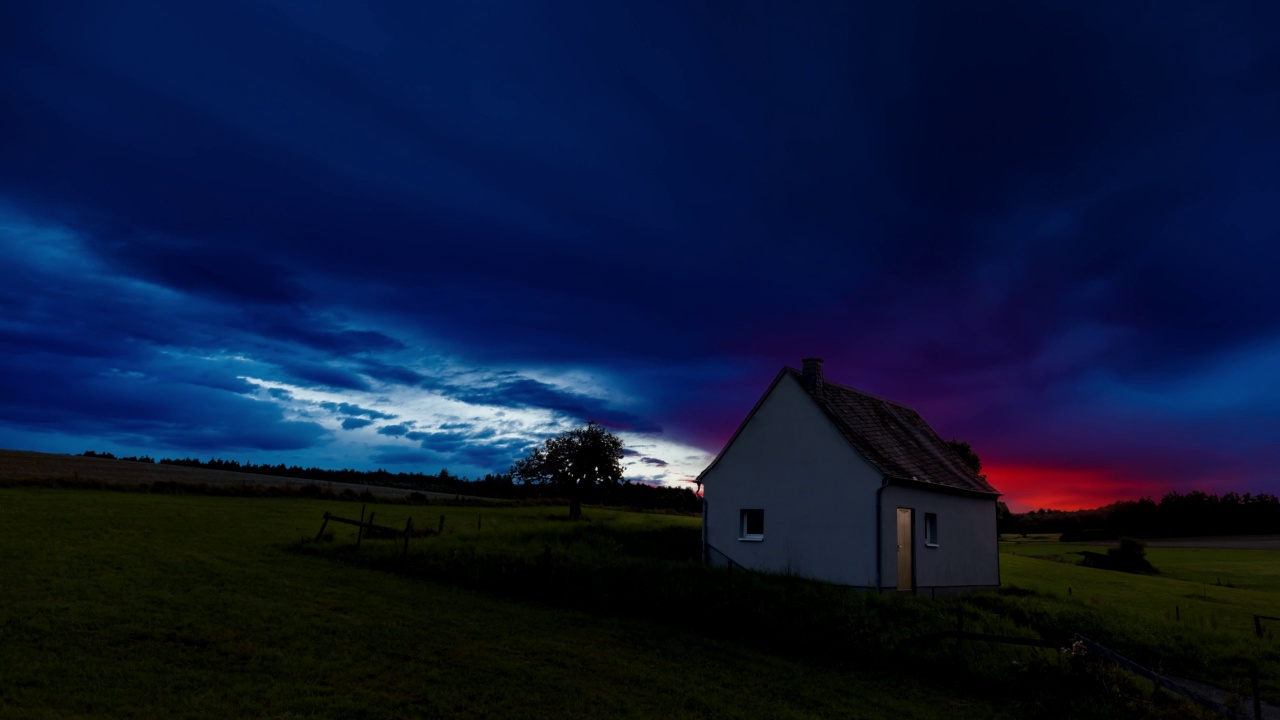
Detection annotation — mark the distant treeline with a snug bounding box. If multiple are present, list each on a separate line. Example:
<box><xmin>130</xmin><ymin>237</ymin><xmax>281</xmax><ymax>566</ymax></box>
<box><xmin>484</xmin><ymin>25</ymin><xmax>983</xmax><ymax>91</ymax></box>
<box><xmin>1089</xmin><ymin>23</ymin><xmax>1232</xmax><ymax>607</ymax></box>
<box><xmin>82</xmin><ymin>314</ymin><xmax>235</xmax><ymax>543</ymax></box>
<box><xmin>1001</xmin><ymin>490</ymin><xmax>1280</xmax><ymax>540</ymax></box>
<box><xmin>82</xmin><ymin>450</ymin><xmax>481</xmax><ymax>493</ymax></box>
<box><xmin>523</xmin><ymin>480</ymin><xmax>702</xmax><ymax>514</ymax></box>
<box><xmin>79</xmin><ymin>451</ymin><xmax>700</xmax><ymax>513</ymax></box>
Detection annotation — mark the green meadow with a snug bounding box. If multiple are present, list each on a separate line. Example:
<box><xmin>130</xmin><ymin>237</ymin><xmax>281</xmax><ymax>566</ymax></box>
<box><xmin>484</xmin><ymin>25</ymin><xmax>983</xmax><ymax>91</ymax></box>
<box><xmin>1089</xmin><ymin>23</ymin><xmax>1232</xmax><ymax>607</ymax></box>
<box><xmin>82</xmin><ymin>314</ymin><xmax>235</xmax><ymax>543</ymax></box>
<box><xmin>2</xmin><ymin>486</ymin><xmax>1276</xmax><ymax>718</ymax></box>
<box><xmin>995</xmin><ymin>535</ymin><xmax>1280</xmax><ymax>701</ymax></box>
<box><xmin>1003</xmin><ymin>536</ymin><xmax>1280</xmax><ymax>593</ymax></box>
<box><xmin>0</xmin><ymin>488</ymin><xmax>1010</xmax><ymax>719</ymax></box>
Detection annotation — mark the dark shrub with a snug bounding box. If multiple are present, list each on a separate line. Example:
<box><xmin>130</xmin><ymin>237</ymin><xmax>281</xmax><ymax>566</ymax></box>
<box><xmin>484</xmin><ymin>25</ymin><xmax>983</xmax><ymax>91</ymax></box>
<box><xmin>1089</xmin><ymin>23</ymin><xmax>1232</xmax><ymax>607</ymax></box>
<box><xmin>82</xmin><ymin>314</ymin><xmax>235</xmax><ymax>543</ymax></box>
<box><xmin>1079</xmin><ymin>537</ymin><xmax>1156</xmax><ymax>574</ymax></box>
<box><xmin>1107</xmin><ymin>536</ymin><xmax>1156</xmax><ymax>574</ymax></box>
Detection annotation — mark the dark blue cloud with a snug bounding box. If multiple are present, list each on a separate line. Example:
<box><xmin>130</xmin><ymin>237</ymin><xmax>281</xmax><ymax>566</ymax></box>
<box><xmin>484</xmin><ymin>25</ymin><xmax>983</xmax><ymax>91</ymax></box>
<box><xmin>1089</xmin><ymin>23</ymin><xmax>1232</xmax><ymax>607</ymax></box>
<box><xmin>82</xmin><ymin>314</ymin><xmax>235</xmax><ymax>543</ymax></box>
<box><xmin>235</xmin><ymin>308</ymin><xmax>405</xmax><ymax>357</ymax></box>
<box><xmin>450</xmin><ymin>437</ymin><xmax>537</xmax><ymax>471</ymax></box>
<box><xmin>371</xmin><ymin>449</ymin><xmax>446</xmax><ymax>467</ymax></box>
<box><xmin>103</xmin><ymin>239</ymin><xmax>307</xmax><ymax>305</ymax></box>
<box><xmin>413</xmin><ymin>432</ymin><xmax>473</xmax><ymax>453</ymax></box>
<box><xmin>1</xmin><ymin>1</ymin><xmax>1277</xmax><ymax>504</ymax></box>
<box><xmin>276</xmin><ymin>362</ymin><xmax>370</xmax><ymax>391</ymax></box>
<box><xmin>357</xmin><ymin>360</ymin><xmax>426</xmax><ymax>386</ymax></box>
<box><xmin>319</xmin><ymin>402</ymin><xmax>395</xmax><ymax>420</ymax></box>
<box><xmin>448</xmin><ymin>377</ymin><xmax>662</xmax><ymax>433</ymax></box>
<box><xmin>376</xmin><ymin>424</ymin><xmax>410</xmax><ymax>437</ymax></box>
<box><xmin>0</xmin><ymin>326</ymin><xmax>133</xmax><ymax>361</ymax></box>
<box><xmin>372</xmin><ymin>429</ymin><xmax>533</xmax><ymax>474</ymax></box>
<box><xmin>340</xmin><ymin>418</ymin><xmax>374</xmax><ymax>431</ymax></box>
<box><xmin>371</xmin><ymin>428</ymin><xmax>534</xmax><ymax>476</ymax></box>
<box><xmin>0</xmin><ymin>354</ymin><xmax>326</xmax><ymax>452</ymax></box>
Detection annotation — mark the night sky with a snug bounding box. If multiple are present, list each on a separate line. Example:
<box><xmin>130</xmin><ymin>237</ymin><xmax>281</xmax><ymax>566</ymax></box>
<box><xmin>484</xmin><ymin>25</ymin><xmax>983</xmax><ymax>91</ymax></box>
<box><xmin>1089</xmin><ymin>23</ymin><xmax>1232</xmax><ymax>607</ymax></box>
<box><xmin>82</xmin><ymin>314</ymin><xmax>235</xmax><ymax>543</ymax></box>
<box><xmin>3</xmin><ymin>2</ymin><xmax>1278</xmax><ymax>512</ymax></box>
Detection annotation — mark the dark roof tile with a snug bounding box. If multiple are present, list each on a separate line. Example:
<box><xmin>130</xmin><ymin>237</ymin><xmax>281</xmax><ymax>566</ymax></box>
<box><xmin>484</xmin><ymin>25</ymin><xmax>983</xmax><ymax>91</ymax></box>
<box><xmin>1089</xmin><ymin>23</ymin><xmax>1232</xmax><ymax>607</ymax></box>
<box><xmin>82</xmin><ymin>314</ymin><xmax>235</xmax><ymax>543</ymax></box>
<box><xmin>785</xmin><ymin>368</ymin><xmax>999</xmax><ymax>495</ymax></box>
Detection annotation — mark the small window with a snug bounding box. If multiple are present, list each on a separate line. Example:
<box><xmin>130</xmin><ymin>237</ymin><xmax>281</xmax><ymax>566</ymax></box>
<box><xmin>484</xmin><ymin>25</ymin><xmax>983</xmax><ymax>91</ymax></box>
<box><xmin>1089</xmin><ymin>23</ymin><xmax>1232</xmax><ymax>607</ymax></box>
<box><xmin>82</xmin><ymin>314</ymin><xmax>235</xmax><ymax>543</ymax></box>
<box><xmin>925</xmin><ymin>513</ymin><xmax>938</xmax><ymax>547</ymax></box>
<box><xmin>739</xmin><ymin>509</ymin><xmax>764</xmax><ymax>541</ymax></box>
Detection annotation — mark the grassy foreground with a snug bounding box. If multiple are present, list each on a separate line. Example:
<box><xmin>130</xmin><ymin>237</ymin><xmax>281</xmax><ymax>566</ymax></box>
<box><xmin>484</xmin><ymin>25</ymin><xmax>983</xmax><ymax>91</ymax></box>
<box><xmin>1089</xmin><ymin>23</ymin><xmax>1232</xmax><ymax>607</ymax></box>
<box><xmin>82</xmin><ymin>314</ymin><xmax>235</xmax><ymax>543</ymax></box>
<box><xmin>305</xmin><ymin>504</ymin><xmax>1278</xmax><ymax>710</ymax></box>
<box><xmin>2</xmin><ymin>488</ymin><xmax>1013</xmax><ymax>720</ymax></box>
<box><xmin>4</xmin><ymin>487</ymin><xmax>1274</xmax><ymax>718</ymax></box>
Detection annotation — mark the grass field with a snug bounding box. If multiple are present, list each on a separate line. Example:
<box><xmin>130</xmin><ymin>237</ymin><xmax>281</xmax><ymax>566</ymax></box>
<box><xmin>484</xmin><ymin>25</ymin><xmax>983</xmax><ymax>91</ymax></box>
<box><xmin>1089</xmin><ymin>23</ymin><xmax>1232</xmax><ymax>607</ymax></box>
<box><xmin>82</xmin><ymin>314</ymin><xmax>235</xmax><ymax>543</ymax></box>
<box><xmin>1003</xmin><ymin>535</ymin><xmax>1280</xmax><ymax>592</ymax></box>
<box><xmin>0</xmin><ymin>487</ymin><xmax>1029</xmax><ymax>720</ymax></box>
<box><xmin>2</xmin><ymin>485</ymin><xmax>1275</xmax><ymax>718</ymax></box>
<box><xmin>315</xmin><ymin>506</ymin><xmax>1280</xmax><ymax>706</ymax></box>
<box><xmin>997</xmin><ymin>535</ymin><xmax>1279</xmax><ymax>701</ymax></box>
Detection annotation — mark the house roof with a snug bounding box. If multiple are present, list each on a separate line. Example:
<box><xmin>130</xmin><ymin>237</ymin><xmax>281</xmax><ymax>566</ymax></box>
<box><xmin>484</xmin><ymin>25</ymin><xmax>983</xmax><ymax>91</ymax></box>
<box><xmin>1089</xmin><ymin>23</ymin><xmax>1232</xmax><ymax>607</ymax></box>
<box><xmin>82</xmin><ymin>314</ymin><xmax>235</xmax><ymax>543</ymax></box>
<box><xmin>699</xmin><ymin>366</ymin><xmax>999</xmax><ymax>497</ymax></box>
<box><xmin>786</xmin><ymin>368</ymin><xmax>999</xmax><ymax>495</ymax></box>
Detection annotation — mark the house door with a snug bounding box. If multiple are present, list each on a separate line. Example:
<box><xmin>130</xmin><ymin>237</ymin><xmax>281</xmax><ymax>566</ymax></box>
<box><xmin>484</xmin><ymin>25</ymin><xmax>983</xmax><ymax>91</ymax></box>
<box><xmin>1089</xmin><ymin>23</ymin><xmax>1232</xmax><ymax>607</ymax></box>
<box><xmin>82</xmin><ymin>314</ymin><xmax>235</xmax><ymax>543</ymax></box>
<box><xmin>896</xmin><ymin>507</ymin><xmax>914</xmax><ymax>592</ymax></box>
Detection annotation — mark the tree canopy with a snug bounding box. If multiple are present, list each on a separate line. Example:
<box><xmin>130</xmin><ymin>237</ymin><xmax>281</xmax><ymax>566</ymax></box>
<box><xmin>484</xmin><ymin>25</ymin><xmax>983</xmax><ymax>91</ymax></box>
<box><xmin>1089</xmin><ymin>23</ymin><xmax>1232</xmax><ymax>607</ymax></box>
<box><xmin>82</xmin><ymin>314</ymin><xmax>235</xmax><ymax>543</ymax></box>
<box><xmin>945</xmin><ymin>439</ymin><xmax>983</xmax><ymax>474</ymax></box>
<box><xmin>510</xmin><ymin>421</ymin><xmax>625</xmax><ymax>519</ymax></box>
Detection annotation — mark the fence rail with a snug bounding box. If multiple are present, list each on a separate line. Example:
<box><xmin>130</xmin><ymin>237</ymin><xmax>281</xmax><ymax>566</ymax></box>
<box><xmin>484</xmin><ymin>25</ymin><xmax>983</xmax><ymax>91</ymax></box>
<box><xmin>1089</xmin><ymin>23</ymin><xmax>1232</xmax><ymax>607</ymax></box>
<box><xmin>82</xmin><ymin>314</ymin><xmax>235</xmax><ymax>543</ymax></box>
<box><xmin>909</xmin><ymin>622</ymin><xmax>1265</xmax><ymax>719</ymax></box>
<box><xmin>315</xmin><ymin>505</ymin><xmax>416</xmax><ymax>559</ymax></box>
<box><xmin>703</xmin><ymin>543</ymin><xmax>745</xmax><ymax>571</ymax></box>
<box><xmin>1071</xmin><ymin>634</ymin><xmax>1240</xmax><ymax>717</ymax></box>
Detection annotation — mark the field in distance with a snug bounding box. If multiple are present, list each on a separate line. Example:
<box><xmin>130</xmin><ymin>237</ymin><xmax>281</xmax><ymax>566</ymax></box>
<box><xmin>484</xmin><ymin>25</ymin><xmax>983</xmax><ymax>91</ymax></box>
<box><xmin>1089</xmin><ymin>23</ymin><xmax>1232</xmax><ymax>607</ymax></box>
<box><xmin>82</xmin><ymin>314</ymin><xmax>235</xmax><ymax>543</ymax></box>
<box><xmin>1002</xmin><ymin>532</ymin><xmax>1280</xmax><ymax>551</ymax></box>
<box><xmin>0</xmin><ymin>447</ymin><xmax>465</xmax><ymax>500</ymax></box>
<box><xmin>1002</xmin><ymin>534</ymin><xmax>1280</xmax><ymax>593</ymax></box>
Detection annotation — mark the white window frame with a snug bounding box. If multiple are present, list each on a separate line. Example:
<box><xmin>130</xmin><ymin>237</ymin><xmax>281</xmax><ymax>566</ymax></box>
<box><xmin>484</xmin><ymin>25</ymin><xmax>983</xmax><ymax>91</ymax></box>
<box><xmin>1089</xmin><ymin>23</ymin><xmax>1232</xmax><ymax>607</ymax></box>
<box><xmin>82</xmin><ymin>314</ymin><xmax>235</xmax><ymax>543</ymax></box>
<box><xmin>739</xmin><ymin>508</ymin><xmax>764</xmax><ymax>541</ymax></box>
<box><xmin>924</xmin><ymin>512</ymin><xmax>938</xmax><ymax>547</ymax></box>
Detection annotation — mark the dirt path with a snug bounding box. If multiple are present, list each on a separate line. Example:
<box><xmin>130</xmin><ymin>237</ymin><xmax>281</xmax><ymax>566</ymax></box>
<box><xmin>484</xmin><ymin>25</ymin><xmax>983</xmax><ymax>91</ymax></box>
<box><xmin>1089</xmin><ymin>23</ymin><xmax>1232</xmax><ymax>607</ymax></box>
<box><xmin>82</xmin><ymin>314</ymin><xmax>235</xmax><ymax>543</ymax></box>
<box><xmin>1168</xmin><ymin>674</ymin><xmax>1279</xmax><ymax>720</ymax></box>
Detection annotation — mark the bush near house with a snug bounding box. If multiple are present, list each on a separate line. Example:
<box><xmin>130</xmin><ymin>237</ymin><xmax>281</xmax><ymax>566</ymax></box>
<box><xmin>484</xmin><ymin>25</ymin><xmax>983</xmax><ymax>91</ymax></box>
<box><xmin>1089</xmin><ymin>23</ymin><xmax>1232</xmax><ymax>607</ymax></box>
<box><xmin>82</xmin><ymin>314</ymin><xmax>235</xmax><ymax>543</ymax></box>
<box><xmin>1078</xmin><ymin>537</ymin><xmax>1158</xmax><ymax>574</ymax></box>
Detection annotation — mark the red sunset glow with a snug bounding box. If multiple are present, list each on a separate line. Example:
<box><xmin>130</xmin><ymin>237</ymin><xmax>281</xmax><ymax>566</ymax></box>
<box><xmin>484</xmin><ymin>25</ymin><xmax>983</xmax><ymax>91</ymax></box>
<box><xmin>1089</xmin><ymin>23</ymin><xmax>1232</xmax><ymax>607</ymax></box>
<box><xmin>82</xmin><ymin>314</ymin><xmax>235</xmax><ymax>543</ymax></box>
<box><xmin>984</xmin><ymin>464</ymin><xmax>1174</xmax><ymax>513</ymax></box>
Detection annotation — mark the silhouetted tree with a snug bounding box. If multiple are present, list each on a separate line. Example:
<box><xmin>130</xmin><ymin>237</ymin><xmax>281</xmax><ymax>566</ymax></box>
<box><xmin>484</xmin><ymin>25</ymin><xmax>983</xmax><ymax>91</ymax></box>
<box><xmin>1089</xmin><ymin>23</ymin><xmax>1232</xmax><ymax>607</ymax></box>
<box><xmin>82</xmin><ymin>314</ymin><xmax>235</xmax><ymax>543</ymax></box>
<box><xmin>510</xmin><ymin>421</ymin><xmax>624</xmax><ymax>520</ymax></box>
<box><xmin>945</xmin><ymin>439</ymin><xmax>983</xmax><ymax>474</ymax></box>
<box><xmin>996</xmin><ymin>501</ymin><xmax>1012</xmax><ymax>535</ymax></box>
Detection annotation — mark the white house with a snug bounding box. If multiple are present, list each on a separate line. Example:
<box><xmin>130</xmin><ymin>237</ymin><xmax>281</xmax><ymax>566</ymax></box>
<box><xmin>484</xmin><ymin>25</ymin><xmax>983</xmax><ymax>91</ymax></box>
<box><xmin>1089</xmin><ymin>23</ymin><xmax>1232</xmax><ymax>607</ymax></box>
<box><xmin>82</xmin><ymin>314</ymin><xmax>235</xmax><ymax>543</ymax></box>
<box><xmin>699</xmin><ymin>358</ymin><xmax>1000</xmax><ymax>595</ymax></box>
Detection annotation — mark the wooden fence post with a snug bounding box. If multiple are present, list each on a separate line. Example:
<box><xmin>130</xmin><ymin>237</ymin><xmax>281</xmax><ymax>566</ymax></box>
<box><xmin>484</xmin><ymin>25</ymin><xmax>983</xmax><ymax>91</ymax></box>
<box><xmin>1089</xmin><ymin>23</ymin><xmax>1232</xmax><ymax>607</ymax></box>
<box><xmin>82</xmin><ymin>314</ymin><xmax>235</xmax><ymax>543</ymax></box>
<box><xmin>367</xmin><ymin>512</ymin><xmax>376</xmax><ymax>540</ymax></box>
<box><xmin>437</xmin><ymin>515</ymin><xmax>445</xmax><ymax>535</ymax></box>
<box><xmin>402</xmin><ymin>518</ymin><xmax>413</xmax><ymax>560</ymax></box>
<box><xmin>357</xmin><ymin>504</ymin><xmax>366</xmax><ymax>548</ymax></box>
<box><xmin>1252</xmin><ymin>667</ymin><xmax>1262</xmax><ymax>720</ymax></box>
<box><xmin>315</xmin><ymin>512</ymin><xmax>330</xmax><ymax>542</ymax></box>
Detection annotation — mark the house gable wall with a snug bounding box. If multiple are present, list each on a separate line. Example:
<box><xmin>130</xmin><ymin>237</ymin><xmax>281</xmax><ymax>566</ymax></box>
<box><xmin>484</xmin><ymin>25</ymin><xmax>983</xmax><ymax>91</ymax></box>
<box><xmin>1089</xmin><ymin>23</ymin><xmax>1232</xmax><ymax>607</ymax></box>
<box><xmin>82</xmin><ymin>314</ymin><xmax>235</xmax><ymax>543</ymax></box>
<box><xmin>878</xmin><ymin>483</ymin><xmax>998</xmax><ymax>591</ymax></box>
<box><xmin>702</xmin><ymin>373</ymin><xmax>882</xmax><ymax>586</ymax></box>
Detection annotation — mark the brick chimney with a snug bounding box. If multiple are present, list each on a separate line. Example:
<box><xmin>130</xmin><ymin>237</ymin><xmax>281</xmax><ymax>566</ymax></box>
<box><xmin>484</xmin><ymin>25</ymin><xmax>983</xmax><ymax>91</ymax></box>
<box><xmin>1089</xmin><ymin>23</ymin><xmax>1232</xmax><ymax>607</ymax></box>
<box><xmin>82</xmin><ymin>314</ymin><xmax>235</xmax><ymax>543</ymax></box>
<box><xmin>801</xmin><ymin>357</ymin><xmax>824</xmax><ymax>396</ymax></box>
